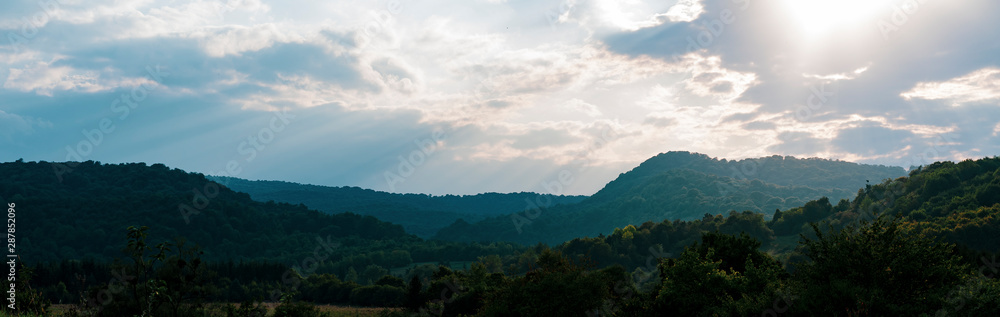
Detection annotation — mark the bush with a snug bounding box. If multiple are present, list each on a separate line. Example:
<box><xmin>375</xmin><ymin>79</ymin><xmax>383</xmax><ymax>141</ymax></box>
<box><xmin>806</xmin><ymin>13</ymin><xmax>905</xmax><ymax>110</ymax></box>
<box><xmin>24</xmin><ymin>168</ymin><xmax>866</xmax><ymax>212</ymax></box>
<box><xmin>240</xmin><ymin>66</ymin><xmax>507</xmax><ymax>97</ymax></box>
<box><xmin>224</xmin><ymin>298</ymin><xmax>267</xmax><ymax>317</ymax></box>
<box><xmin>272</xmin><ymin>300</ymin><xmax>328</xmax><ymax>317</ymax></box>
<box><xmin>349</xmin><ymin>285</ymin><xmax>406</xmax><ymax>307</ymax></box>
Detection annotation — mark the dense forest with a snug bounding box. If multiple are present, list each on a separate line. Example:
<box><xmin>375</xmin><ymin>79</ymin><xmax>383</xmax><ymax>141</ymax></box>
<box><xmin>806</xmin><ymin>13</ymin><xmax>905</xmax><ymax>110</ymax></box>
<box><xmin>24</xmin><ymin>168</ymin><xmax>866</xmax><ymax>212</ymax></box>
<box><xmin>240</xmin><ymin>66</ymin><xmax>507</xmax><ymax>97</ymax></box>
<box><xmin>210</xmin><ymin>176</ymin><xmax>586</xmax><ymax>238</ymax></box>
<box><xmin>434</xmin><ymin>151</ymin><xmax>906</xmax><ymax>245</ymax></box>
<box><xmin>3</xmin><ymin>155</ymin><xmax>999</xmax><ymax>316</ymax></box>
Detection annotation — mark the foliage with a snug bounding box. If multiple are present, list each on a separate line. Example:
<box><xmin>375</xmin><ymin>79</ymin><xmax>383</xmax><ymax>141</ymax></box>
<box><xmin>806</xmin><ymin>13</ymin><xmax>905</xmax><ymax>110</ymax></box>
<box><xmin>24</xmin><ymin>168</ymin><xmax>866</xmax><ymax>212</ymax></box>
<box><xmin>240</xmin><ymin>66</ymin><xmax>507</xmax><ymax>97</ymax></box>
<box><xmin>790</xmin><ymin>215</ymin><xmax>969</xmax><ymax>315</ymax></box>
<box><xmin>651</xmin><ymin>232</ymin><xmax>784</xmax><ymax>316</ymax></box>
<box><xmin>349</xmin><ymin>285</ymin><xmax>405</xmax><ymax>307</ymax></box>
<box><xmin>479</xmin><ymin>249</ymin><xmax>628</xmax><ymax>317</ymax></box>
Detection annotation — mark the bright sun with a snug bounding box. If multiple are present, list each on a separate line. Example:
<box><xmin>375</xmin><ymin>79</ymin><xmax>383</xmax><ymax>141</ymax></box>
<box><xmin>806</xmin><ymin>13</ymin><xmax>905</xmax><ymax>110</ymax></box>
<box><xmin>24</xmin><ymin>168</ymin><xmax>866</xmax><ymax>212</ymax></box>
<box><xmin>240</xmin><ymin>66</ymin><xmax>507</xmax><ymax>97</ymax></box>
<box><xmin>781</xmin><ymin>0</ymin><xmax>892</xmax><ymax>37</ymax></box>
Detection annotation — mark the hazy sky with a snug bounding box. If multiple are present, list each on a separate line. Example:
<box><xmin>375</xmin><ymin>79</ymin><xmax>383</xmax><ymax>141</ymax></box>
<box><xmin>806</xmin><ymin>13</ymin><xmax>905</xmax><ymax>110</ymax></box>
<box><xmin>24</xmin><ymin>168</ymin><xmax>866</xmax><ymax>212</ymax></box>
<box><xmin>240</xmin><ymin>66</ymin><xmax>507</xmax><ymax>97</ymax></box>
<box><xmin>2</xmin><ymin>0</ymin><xmax>998</xmax><ymax>195</ymax></box>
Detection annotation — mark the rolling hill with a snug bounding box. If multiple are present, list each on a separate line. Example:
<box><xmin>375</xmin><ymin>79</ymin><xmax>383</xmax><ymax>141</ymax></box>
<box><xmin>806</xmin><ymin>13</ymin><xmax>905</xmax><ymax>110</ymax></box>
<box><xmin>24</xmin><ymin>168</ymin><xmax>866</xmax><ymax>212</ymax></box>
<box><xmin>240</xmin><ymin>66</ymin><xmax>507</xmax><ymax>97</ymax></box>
<box><xmin>208</xmin><ymin>176</ymin><xmax>587</xmax><ymax>237</ymax></box>
<box><xmin>433</xmin><ymin>151</ymin><xmax>907</xmax><ymax>245</ymax></box>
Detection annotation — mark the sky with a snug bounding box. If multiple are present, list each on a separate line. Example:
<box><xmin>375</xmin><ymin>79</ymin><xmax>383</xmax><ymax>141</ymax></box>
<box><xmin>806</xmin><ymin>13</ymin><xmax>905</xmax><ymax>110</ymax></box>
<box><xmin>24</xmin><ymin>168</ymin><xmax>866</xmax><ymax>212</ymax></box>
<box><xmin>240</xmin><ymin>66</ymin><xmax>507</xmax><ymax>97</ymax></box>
<box><xmin>1</xmin><ymin>0</ymin><xmax>999</xmax><ymax>195</ymax></box>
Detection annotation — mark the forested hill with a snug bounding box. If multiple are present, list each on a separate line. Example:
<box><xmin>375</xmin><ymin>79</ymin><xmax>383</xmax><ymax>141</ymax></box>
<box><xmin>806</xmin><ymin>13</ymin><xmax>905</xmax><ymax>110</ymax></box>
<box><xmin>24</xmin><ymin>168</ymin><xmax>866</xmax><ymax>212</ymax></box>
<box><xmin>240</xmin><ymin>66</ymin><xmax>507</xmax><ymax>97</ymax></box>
<box><xmin>589</xmin><ymin>151</ymin><xmax>905</xmax><ymax>203</ymax></box>
<box><xmin>434</xmin><ymin>151</ymin><xmax>907</xmax><ymax>245</ymax></box>
<box><xmin>0</xmin><ymin>160</ymin><xmax>414</xmax><ymax>263</ymax></box>
<box><xmin>209</xmin><ymin>176</ymin><xmax>587</xmax><ymax>237</ymax></box>
<box><xmin>549</xmin><ymin>156</ymin><xmax>1000</xmax><ymax>274</ymax></box>
<box><xmin>841</xmin><ymin>157</ymin><xmax>1000</xmax><ymax>252</ymax></box>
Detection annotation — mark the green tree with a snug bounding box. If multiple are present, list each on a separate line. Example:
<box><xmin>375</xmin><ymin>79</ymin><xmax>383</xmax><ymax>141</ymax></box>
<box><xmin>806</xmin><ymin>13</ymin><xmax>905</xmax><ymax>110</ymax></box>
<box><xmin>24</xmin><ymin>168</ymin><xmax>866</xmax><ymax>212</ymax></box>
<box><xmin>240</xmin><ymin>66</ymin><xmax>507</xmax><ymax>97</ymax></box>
<box><xmin>345</xmin><ymin>267</ymin><xmax>359</xmax><ymax>284</ymax></box>
<box><xmin>273</xmin><ymin>292</ymin><xmax>326</xmax><ymax>317</ymax></box>
<box><xmin>349</xmin><ymin>285</ymin><xmax>405</xmax><ymax>307</ymax></box>
<box><xmin>375</xmin><ymin>275</ymin><xmax>406</xmax><ymax>289</ymax></box>
<box><xmin>63</xmin><ymin>227</ymin><xmax>223</xmax><ymax>317</ymax></box>
<box><xmin>405</xmin><ymin>275</ymin><xmax>423</xmax><ymax>310</ymax></box>
<box><xmin>653</xmin><ymin>233</ymin><xmax>784</xmax><ymax>316</ymax></box>
<box><xmin>480</xmin><ymin>249</ymin><xmax>627</xmax><ymax>316</ymax></box>
<box><xmin>361</xmin><ymin>265</ymin><xmax>388</xmax><ymax>285</ymax></box>
<box><xmin>791</xmin><ymin>215</ymin><xmax>969</xmax><ymax>315</ymax></box>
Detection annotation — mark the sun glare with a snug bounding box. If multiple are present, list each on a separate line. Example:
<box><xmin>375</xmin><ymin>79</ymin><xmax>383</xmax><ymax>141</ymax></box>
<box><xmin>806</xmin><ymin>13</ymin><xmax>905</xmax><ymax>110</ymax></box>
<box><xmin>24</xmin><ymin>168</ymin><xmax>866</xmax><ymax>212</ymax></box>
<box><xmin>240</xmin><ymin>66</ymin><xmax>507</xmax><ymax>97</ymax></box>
<box><xmin>781</xmin><ymin>0</ymin><xmax>892</xmax><ymax>37</ymax></box>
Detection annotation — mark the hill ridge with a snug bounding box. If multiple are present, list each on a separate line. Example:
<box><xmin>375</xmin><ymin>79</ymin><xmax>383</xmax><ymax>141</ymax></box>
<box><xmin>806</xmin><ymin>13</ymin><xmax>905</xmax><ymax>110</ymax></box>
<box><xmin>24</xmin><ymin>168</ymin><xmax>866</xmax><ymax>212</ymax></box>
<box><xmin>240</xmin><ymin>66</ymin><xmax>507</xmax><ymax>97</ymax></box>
<box><xmin>433</xmin><ymin>151</ymin><xmax>907</xmax><ymax>245</ymax></box>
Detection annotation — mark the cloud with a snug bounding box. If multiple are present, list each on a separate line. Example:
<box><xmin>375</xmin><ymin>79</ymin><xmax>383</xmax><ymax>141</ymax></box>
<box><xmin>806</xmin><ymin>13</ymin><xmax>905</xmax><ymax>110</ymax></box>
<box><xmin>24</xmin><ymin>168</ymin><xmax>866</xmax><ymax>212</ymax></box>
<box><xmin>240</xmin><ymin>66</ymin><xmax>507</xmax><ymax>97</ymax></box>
<box><xmin>766</xmin><ymin>131</ymin><xmax>826</xmax><ymax>156</ymax></box>
<box><xmin>643</xmin><ymin>115</ymin><xmax>676</xmax><ymax>128</ymax></box>
<box><xmin>663</xmin><ymin>0</ymin><xmax>705</xmax><ymax>22</ymax></box>
<box><xmin>901</xmin><ymin>67</ymin><xmax>1000</xmax><ymax>106</ymax></box>
<box><xmin>561</xmin><ymin>99</ymin><xmax>602</xmax><ymax>117</ymax></box>
<box><xmin>1</xmin><ymin>0</ymin><xmax>999</xmax><ymax>195</ymax></box>
<box><xmin>558</xmin><ymin>0</ymin><xmax>681</xmax><ymax>32</ymax></box>
<box><xmin>2</xmin><ymin>59</ymin><xmax>160</xmax><ymax>96</ymax></box>
<box><xmin>450</xmin><ymin>120</ymin><xmax>624</xmax><ymax>166</ymax></box>
<box><xmin>510</xmin><ymin>128</ymin><xmax>583</xmax><ymax>150</ymax></box>
<box><xmin>742</xmin><ymin>121</ymin><xmax>774</xmax><ymax>130</ymax></box>
<box><xmin>803</xmin><ymin>65</ymin><xmax>870</xmax><ymax>81</ymax></box>
<box><xmin>680</xmin><ymin>54</ymin><xmax>756</xmax><ymax>101</ymax></box>
<box><xmin>832</xmin><ymin>125</ymin><xmax>914</xmax><ymax>156</ymax></box>
<box><xmin>0</xmin><ymin>110</ymin><xmax>52</xmax><ymax>141</ymax></box>
<box><xmin>199</xmin><ymin>23</ymin><xmax>297</xmax><ymax>58</ymax></box>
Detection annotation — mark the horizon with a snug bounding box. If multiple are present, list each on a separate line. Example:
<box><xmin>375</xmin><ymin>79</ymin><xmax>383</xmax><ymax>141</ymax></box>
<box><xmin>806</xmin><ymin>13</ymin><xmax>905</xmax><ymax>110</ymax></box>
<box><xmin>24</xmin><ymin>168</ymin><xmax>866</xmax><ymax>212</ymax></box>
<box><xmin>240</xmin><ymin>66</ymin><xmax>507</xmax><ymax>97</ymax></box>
<box><xmin>2</xmin><ymin>0</ymin><xmax>998</xmax><ymax>196</ymax></box>
<box><xmin>6</xmin><ymin>149</ymin><xmax>935</xmax><ymax>196</ymax></box>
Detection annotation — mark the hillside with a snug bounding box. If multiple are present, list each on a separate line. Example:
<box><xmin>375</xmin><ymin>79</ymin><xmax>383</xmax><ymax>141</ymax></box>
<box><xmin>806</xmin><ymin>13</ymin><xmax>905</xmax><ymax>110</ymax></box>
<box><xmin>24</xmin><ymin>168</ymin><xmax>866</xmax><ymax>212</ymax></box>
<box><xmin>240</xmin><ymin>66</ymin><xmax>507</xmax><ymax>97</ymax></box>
<box><xmin>549</xmin><ymin>155</ymin><xmax>1000</xmax><ymax>273</ymax></box>
<box><xmin>0</xmin><ymin>161</ymin><xmax>521</xmax><ymax>266</ymax></box>
<box><xmin>588</xmin><ymin>151</ymin><xmax>905</xmax><ymax>203</ymax></box>
<box><xmin>209</xmin><ymin>176</ymin><xmax>588</xmax><ymax>237</ymax></box>
<box><xmin>434</xmin><ymin>151</ymin><xmax>907</xmax><ymax>245</ymax></box>
<box><xmin>841</xmin><ymin>157</ymin><xmax>1000</xmax><ymax>252</ymax></box>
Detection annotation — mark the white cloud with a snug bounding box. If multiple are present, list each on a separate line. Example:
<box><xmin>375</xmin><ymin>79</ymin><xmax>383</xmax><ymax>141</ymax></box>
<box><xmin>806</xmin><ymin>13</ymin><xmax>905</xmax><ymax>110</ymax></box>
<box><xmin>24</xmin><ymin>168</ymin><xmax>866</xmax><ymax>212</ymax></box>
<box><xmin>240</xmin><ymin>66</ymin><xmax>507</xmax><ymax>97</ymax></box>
<box><xmin>453</xmin><ymin>44</ymin><xmax>680</xmax><ymax>100</ymax></box>
<box><xmin>663</xmin><ymin>0</ymin><xmax>704</xmax><ymax>22</ymax></box>
<box><xmin>2</xmin><ymin>59</ymin><xmax>157</xmax><ymax>95</ymax></box>
<box><xmin>561</xmin><ymin>99</ymin><xmax>603</xmax><ymax>117</ymax></box>
<box><xmin>681</xmin><ymin>54</ymin><xmax>756</xmax><ymax>101</ymax></box>
<box><xmin>199</xmin><ymin>23</ymin><xmax>300</xmax><ymax>57</ymax></box>
<box><xmin>562</xmin><ymin>0</ymin><xmax>681</xmax><ymax>32</ymax></box>
<box><xmin>901</xmin><ymin>67</ymin><xmax>1000</xmax><ymax>106</ymax></box>
<box><xmin>438</xmin><ymin>118</ymin><xmax>632</xmax><ymax>172</ymax></box>
<box><xmin>636</xmin><ymin>84</ymin><xmax>676</xmax><ymax>111</ymax></box>
<box><xmin>803</xmin><ymin>65</ymin><xmax>870</xmax><ymax>81</ymax></box>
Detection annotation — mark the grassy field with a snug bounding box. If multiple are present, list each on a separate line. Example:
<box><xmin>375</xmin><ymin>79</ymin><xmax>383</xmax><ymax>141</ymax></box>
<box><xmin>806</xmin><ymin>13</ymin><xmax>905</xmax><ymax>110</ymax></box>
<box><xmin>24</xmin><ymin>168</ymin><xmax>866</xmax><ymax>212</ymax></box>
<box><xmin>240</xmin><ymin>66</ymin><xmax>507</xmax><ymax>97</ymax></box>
<box><xmin>251</xmin><ymin>303</ymin><xmax>397</xmax><ymax>317</ymax></box>
<box><xmin>6</xmin><ymin>303</ymin><xmax>399</xmax><ymax>317</ymax></box>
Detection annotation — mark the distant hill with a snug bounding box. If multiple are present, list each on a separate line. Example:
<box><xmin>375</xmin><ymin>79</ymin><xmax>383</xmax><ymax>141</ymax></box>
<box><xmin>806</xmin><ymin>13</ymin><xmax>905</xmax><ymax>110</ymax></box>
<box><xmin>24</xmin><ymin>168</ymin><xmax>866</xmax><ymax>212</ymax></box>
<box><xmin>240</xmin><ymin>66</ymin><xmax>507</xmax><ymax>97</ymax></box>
<box><xmin>209</xmin><ymin>176</ymin><xmax>587</xmax><ymax>237</ymax></box>
<box><xmin>434</xmin><ymin>151</ymin><xmax>907</xmax><ymax>245</ymax></box>
<box><xmin>588</xmin><ymin>151</ymin><xmax>906</xmax><ymax>204</ymax></box>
